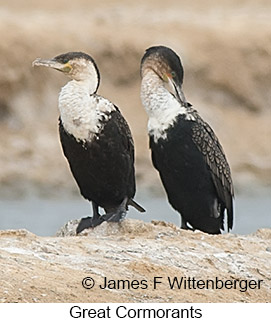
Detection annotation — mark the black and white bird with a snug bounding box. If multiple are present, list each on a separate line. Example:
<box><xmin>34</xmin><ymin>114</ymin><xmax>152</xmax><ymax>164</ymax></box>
<box><xmin>140</xmin><ymin>46</ymin><xmax>234</xmax><ymax>234</ymax></box>
<box><xmin>33</xmin><ymin>51</ymin><xmax>145</xmax><ymax>233</ymax></box>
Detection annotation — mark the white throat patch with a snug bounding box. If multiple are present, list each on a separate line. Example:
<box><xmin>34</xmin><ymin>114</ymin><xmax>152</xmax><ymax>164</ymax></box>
<box><xmin>59</xmin><ymin>80</ymin><xmax>115</xmax><ymax>142</ymax></box>
<box><xmin>141</xmin><ymin>70</ymin><xmax>195</xmax><ymax>143</ymax></box>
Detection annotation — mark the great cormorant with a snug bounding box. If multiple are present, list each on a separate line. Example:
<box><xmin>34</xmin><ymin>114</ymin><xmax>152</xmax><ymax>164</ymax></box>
<box><xmin>33</xmin><ymin>51</ymin><xmax>145</xmax><ymax>233</ymax></box>
<box><xmin>140</xmin><ymin>46</ymin><xmax>234</xmax><ymax>234</ymax></box>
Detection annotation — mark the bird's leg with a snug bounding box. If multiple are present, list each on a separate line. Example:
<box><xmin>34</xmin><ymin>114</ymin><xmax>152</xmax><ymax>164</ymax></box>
<box><xmin>90</xmin><ymin>202</ymin><xmax>106</xmax><ymax>226</ymax></box>
<box><xmin>102</xmin><ymin>197</ymin><xmax>128</xmax><ymax>223</ymax></box>
<box><xmin>76</xmin><ymin>202</ymin><xmax>105</xmax><ymax>234</ymax></box>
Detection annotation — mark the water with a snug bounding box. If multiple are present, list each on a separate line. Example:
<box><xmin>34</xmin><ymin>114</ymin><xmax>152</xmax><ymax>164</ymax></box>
<box><xmin>0</xmin><ymin>193</ymin><xmax>270</xmax><ymax>236</ymax></box>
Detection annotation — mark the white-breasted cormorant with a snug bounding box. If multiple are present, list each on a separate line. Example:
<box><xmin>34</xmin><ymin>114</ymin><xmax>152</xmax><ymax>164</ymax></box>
<box><xmin>33</xmin><ymin>52</ymin><xmax>145</xmax><ymax>233</ymax></box>
<box><xmin>140</xmin><ymin>46</ymin><xmax>234</xmax><ymax>234</ymax></box>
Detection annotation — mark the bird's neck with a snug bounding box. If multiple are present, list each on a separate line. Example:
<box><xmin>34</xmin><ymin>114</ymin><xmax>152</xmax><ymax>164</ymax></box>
<box><xmin>141</xmin><ymin>70</ymin><xmax>185</xmax><ymax>141</ymax></box>
<box><xmin>65</xmin><ymin>78</ymin><xmax>96</xmax><ymax>96</ymax></box>
<box><xmin>141</xmin><ymin>70</ymin><xmax>183</xmax><ymax>117</ymax></box>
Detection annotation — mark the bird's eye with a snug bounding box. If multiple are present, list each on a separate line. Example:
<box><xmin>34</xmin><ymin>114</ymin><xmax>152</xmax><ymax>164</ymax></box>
<box><xmin>62</xmin><ymin>64</ymin><xmax>72</xmax><ymax>73</ymax></box>
<box><xmin>171</xmin><ymin>71</ymin><xmax>176</xmax><ymax>77</ymax></box>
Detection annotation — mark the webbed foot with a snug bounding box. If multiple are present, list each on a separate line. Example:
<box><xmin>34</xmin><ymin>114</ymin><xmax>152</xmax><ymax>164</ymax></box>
<box><xmin>76</xmin><ymin>215</ymin><xmax>105</xmax><ymax>234</ymax></box>
<box><xmin>76</xmin><ymin>202</ymin><xmax>104</xmax><ymax>234</ymax></box>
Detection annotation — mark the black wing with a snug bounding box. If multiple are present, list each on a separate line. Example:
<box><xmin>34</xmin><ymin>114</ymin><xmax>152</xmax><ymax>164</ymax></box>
<box><xmin>110</xmin><ymin>107</ymin><xmax>136</xmax><ymax>199</ymax></box>
<box><xmin>110</xmin><ymin>108</ymin><xmax>145</xmax><ymax>212</ymax></box>
<box><xmin>58</xmin><ymin>107</ymin><xmax>136</xmax><ymax>207</ymax></box>
<box><xmin>190</xmin><ymin>108</ymin><xmax>234</xmax><ymax>229</ymax></box>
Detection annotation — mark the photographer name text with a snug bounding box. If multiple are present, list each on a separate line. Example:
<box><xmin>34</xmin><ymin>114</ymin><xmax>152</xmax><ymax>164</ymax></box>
<box><xmin>82</xmin><ymin>276</ymin><xmax>263</xmax><ymax>293</ymax></box>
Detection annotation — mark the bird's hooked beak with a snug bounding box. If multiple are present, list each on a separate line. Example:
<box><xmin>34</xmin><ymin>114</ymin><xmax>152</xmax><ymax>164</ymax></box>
<box><xmin>167</xmin><ymin>74</ymin><xmax>188</xmax><ymax>108</ymax></box>
<box><xmin>32</xmin><ymin>58</ymin><xmax>72</xmax><ymax>73</ymax></box>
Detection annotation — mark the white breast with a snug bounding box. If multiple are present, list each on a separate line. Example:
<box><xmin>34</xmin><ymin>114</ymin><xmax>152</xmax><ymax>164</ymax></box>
<box><xmin>59</xmin><ymin>80</ymin><xmax>115</xmax><ymax>142</ymax></box>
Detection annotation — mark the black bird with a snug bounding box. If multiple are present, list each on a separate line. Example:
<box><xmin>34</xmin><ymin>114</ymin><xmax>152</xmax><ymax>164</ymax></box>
<box><xmin>33</xmin><ymin>52</ymin><xmax>145</xmax><ymax>233</ymax></box>
<box><xmin>140</xmin><ymin>46</ymin><xmax>234</xmax><ymax>234</ymax></box>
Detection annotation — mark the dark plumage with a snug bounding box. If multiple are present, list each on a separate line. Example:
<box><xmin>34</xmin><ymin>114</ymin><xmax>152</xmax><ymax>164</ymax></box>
<box><xmin>140</xmin><ymin>46</ymin><xmax>234</xmax><ymax>234</ymax></box>
<box><xmin>59</xmin><ymin>110</ymin><xmax>136</xmax><ymax>211</ymax></box>
<box><xmin>33</xmin><ymin>52</ymin><xmax>144</xmax><ymax>233</ymax></box>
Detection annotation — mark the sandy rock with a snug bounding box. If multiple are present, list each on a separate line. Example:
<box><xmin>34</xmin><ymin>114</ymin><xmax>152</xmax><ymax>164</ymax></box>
<box><xmin>0</xmin><ymin>219</ymin><xmax>270</xmax><ymax>302</ymax></box>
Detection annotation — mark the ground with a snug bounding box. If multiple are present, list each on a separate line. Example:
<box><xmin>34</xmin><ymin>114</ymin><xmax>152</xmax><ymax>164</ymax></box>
<box><xmin>0</xmin><ymin>220</ymin><xmax>270</xmax><ymax>303</ymax></box>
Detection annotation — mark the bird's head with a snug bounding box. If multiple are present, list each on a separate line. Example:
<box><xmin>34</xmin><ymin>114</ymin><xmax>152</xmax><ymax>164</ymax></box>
<box><xmin>33</xmin><ymin>52</ymin><xmax>100</xmax><ymax>93</ymax></box>
<box><xmin>140</xmin><ymin>46</ymin><xmax>187</xmax><ymax>107</ymax></box>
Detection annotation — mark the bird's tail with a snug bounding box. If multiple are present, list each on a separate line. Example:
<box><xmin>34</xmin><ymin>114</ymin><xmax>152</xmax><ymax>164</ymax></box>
<box><xmin>128</xmin><ymin>198</ymin><xmax>145</xmax><ymax>213</ymax></box>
